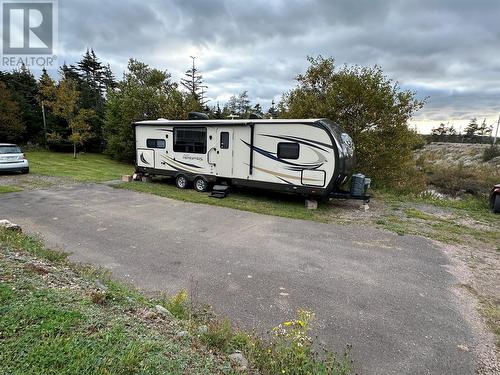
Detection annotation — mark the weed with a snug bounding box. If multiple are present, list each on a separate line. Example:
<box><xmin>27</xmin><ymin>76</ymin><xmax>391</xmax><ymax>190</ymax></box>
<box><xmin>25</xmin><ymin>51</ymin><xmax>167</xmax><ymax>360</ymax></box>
<box><xmin>164</xmin><ymin>290</ymin><xmax>190</xmax><ymax>320</ymax></box>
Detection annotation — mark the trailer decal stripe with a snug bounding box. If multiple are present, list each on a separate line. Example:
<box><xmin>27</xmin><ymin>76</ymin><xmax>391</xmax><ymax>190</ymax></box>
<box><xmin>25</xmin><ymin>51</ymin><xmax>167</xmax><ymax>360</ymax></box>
<box><xmin>241</xmin><ymin>140</ymin><xmax>326</xmax><ymax>169</ymax></box>
<box><xmin>251</xmin><ymin>165</ymin><xmax>322</xmax><ymax>182</ymax></box>
<box><xmin>161</xmin><ymin>156</ymin><xmax>203</xmax><ymax>171</ymax></box>
<box><xmin>260</xmin><ymin>134</ymin><xmax>330</xmax><ymax>152</ymax></box>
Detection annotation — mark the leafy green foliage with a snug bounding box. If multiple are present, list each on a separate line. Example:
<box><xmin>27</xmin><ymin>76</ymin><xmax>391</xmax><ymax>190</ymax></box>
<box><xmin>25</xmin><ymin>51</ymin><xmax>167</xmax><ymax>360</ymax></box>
<box><xmin>103</xmin><ymin>59</ymin><xmax>198</xmax><ymax>162</ymax></box>
<box><xmin>0</xmin><ymin>66</ymin><xmax>41</xmax><ymax>143</ymax></box>
<box><xmin>280</xmin><ymin>56</ymin><xmax>426</xmax><ymax>190</ymax></box>
<box><xmin>0</xmin><ymin>81</ymin><xmax>25</xmax><ymax>142</ymax></box>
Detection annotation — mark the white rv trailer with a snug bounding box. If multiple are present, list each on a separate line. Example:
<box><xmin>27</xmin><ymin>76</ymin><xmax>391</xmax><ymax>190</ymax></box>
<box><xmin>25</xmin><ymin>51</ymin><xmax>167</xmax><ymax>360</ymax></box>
<box><xmin>134</xmin><ymin>118</ymin><xmax>355</xmax><ymax>197</ymax></box>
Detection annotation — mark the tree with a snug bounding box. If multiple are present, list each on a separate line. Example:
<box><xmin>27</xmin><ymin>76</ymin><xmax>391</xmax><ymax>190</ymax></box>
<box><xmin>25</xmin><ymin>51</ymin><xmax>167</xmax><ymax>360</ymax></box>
<box><xmin>464</xmin><ymin>118</ymin><xmax>479</xmax><ymax>138</ymax></box>
<box><xmin>180</xmin><ymin>56</ymin><xmax>206</xmax><ymax>105</ymax></box>
<box><xmin>44</xmin><ymin>78</ymin><xmax>95</xmax><ymax>158</ymax></box>
<box><xmin>279</xmin><ymin>56</ymin><xmax>425</xmax><ymax>189</ymax></box>
<box><xmin>0</xmin><ymin>81</ymin><xmax>25</xmax><ymax>142</ymax></box>
<box><xmin>104</xmin><ymin>59</ymin><xmax>187</xmax><ymax>162</ymax></box>
<box><xmin>267</xmin><ymin>99</ymin><xmax>277</xmax><ymax>118</ymax></box>
<box><xmin>224</xmin><ymin>91</ymin><xmax>252</xmax><ymax>118</ymax></box>
<box><xmin>252</xmin><ymin>103</ymin><xmax>263</xmax><ymax>117</ymax></box>
<box><xmin>0</xmin><ymin>65</ymin><xmax>42</xmax><ymax>143</ymax></box>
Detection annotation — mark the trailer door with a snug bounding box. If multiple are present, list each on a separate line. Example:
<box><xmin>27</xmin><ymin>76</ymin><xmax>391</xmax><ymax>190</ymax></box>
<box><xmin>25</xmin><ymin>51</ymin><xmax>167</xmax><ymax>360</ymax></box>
<box><xmin>215</xmin><ymin>129</ymin><xmax>233</xmax><ymax>177</ymax></box>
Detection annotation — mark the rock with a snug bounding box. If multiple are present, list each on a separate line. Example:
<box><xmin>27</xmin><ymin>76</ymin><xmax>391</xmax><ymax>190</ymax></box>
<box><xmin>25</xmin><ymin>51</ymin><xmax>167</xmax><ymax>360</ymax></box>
<box><xmin>0</xmin><ymin>219</ymin><xmax>21</xmax><ymax>232</ymax></box>
<box><xmin>229</xmin><ymin>352</ymin><xmax>248</xmax><ymax>370</ymax></box>
<box><xmin>305</xmin><ymin>199</ymin><xmax>318</xmax><ymax>210</ymax></box>
<box><xmin>175</xmin><ymin>330</ymin><xmax>189</xmax><ymax>338</ymax></box>
<box><xmin>121</xmin><ymin>175</ymin><xmax>132</xmax><ymax>182</ymax></box>
<box><xmin>359</xmin><ymin>203</ymin><xmax>369</xmax><ymax>211</ymax></box>
<box><xmin>95</xmin><ymin>279</ymin><xmax>108</xmax><ymax>291</ymax></box>
<box><xmin>197</xmin><ymin>325</ymin><xmax>208</xmax><ymax>334</ymax></box>
<box><xmin>155</xmin><ymin>305</ymin><xmax>173</xmax><ymax>318</ymax></box>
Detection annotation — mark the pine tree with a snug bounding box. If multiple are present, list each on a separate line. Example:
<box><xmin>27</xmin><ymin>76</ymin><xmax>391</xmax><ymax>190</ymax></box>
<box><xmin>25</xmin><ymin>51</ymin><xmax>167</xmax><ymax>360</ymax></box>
<box><xmin>464</xmin><ymin>118</ymin><xmax>479</xmax><ymax>137</ymax></box>
<box><xmin>180</xmin><ymin>56</ymin><xmax>205</xmax><ymax>102</ymax></box>
<box><xmin>267</xmin><ymin>99</ymin><xmax>277</xmax><ymax>118</ymax></box>
<box><xmin>0</xmin><ymin>81</ymin><xmax>25</xmax><ymax>142</ymax></box>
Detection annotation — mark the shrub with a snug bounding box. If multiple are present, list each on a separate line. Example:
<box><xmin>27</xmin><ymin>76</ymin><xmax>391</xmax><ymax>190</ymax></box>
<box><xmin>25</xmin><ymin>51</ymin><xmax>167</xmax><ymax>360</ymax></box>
<box><xmin>482</xmin><ymin>145</ymin><xmax>500</xmax><ymax>162</ymax></box>
<box><xmin>280</xmin><ymin>56</ymin><xmax>426</xmax><ymax>190</ymax></box>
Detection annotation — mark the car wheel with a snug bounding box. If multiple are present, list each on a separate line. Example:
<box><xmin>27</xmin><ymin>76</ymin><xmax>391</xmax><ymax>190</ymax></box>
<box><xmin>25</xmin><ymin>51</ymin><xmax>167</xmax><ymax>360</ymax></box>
<box><xmin>22</xmin><ymin>168</ymin><xmax>29</xmax><ymax>174</ymax></box>
<box><xmin>193</xmin><ymin>177</ymin><xmax>209</xmax><ymax>192</ymax></box>
<box><xmin>494</xmin><ymin>194</ymin><xmax>500</xmax><ymax>213</ymax></box>
<box><xmin>175</xmin><ymin>175</ymin><xmax>188</xmax><ymax>189</ymax></box>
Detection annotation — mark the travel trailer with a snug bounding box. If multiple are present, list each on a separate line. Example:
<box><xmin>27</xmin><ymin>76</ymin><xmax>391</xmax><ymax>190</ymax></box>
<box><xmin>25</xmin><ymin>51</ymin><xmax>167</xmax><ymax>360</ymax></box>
<box><xmin>134</xmin><ymin>116</ymin><xmax>361</xmax><ymax>198</ymax></box>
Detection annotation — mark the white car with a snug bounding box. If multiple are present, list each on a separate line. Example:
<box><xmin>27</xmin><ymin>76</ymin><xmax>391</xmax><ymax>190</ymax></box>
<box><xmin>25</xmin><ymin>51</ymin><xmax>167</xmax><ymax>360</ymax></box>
<box><xmin>0</xmin><ymin>143</ymin><xmax>29</xmax><ymax>174</ymax></box>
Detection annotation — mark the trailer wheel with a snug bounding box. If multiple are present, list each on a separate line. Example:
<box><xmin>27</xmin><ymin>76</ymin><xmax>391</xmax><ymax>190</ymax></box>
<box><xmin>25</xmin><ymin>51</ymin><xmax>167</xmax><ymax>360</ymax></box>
<box><xmin>493</xmin><ymin>194</ymin><xmax>500</xmax><ymax>213</ymax></box>
<box><xmin>193</xmin><ymin>177</ymin><xmax>209</xmax><ymax>192</ymax></box>
<box><xmin>175</xmin><ymin>175</ymin><xmax>188</xmax><ymax>189</ymax></box>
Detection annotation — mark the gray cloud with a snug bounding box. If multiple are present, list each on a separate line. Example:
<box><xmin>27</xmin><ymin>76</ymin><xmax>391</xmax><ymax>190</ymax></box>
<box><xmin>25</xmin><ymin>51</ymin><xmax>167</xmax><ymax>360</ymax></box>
<box><xmin>49</xmin><ymin>0</ymin><xmax>500</xmax><ymax>131</ymax></box>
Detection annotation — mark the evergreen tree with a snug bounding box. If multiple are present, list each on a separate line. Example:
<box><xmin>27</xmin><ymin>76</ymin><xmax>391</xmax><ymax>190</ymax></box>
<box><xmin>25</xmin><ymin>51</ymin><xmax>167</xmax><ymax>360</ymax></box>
<box><xmin>0</xmin><ymin>81</ymin><xmax>25</xmax><ymax>142</ymax></box>
<box><xmin>464</xmin><ymin>118</ymin><xmax>479</xmax><ymax>137</ymax></box>
<box><xmin>267</xmin><ymin>99</ymin><xmax>277</xmax><ymax>118</ymax></box>
<box><xmin>0</xmin><ymin>64</ymin><xmax>42</xmax><ymax>143</ymax></box>
<box><xmin>180</xmin><ymin>56</ymin><xmax>205</xmax><ymax>104</ymax></box>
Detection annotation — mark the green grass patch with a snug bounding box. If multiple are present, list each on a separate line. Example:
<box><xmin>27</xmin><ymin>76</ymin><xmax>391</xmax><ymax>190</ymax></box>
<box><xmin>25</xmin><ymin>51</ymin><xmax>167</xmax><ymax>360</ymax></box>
<box><xmin>0</xmin><ymin>185</ymin><xmax>22</xmax><ymax>194</ymax></box>
<box><xmin>0</xmin><ymin>228</ymin><xmax>352</xmax><ymax>375</ymax></box>
<box><xmin>116</xmin><ymin>180</ymin><xmax>332</xmax><ymax>222</ymax></box>
<box><xmin>27</xmin><ymin>151</ymin><xmax>133</xmax><ymax>182</ymax></box>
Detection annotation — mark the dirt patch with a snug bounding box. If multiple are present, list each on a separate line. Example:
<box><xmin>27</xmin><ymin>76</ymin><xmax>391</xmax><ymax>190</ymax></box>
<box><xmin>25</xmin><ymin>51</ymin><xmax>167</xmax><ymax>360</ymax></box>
<box><xmin>439</xmin><ymin>241</ymin><xmax>500</xmax><ymax>374</ymax></box>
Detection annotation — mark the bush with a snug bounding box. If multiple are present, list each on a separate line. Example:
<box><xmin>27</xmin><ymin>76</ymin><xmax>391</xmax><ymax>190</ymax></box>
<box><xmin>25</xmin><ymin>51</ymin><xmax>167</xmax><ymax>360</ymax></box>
<box><xmin>482</xmin><ymin>145</ymin><xmax>500</xmax><ymax>162</ymax></box>
<box><xmin>280</xmin><ymin>56</ymin><xmax>426</xmax><ymax>190</ymax></box>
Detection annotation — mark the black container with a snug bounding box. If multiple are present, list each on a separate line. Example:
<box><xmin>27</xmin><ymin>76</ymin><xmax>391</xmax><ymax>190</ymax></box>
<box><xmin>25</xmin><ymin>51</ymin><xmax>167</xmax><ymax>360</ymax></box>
<box><xmin>350</xmin><ymin>173</ymin><xmax>366</xmax><ymax>197</ymax></box>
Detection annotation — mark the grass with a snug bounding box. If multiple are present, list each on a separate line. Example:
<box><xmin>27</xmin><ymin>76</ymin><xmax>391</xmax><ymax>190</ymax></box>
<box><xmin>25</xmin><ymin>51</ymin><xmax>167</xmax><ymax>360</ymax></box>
<box><xmin>0</xmin><ymin>229</ymin><xmax>234</xmax><ymax>374</ymax></box>
<box><xmin>0</xmin><ymin>185</ymin><xmax>22</xmax><ymax>194</ymax></box>
<box><xmin>116</xmin><ymin>179</ymin><xmax>333</xmax><ymax>222</ymax></box>
<box><xmin>0</xmin><ymin>228</ymin><xmax>352</xmax><ymax>375</ymax></box>
<box><xmin>27</xmin><ymin>150</ymin><xmax>133</xmax><ymax>182</ymax></box>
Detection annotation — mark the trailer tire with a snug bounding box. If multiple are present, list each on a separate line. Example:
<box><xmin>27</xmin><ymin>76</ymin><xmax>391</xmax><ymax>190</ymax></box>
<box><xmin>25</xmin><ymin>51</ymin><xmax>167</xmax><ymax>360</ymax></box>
<box><xmin>175</xmin><ymin>175</ymin><xmax>188</xmax><ymax>189</ymax></box>
<box><xmin>493</xmin><ymin>194</ymin><xmax>500</xmax><ymax>213</ymax></box>
<box><xmin>193</xmin><ymin>177</ymin><xmax>209</xmax><ymax>192</ymax></box>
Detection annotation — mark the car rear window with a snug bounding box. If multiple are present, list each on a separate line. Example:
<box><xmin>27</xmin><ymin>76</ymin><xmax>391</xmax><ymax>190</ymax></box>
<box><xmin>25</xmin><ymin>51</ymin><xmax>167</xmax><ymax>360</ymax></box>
<box><xmin>0</xmin><ymin>146</ymin><xmax>22</xmax><ymax>154</ymax></box>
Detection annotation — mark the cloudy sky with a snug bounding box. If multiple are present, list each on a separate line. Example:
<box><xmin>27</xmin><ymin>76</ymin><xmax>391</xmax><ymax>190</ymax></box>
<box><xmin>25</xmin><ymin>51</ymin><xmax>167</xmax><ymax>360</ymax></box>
<box><xmin>52</xmin><ymin>0</ymin><xmax>500</xmax><ymax>132</ymax></box>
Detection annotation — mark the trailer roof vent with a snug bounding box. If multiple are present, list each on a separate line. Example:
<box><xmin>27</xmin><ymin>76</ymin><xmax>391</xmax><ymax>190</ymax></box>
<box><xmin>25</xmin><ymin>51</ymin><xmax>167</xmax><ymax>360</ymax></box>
<box><xmin>248</xmin><ymin>113</ymin><xmax>263</xmax><ymax>119</ymax></box>
<box><xmin>188</xmin><ymin>112</ymin><xmax>209</xmax><ymax>120</ymax></box>
<box><xmin>157</xmin><ymin>117</ymin><xmax>168</xmax><ymax>120</ymax></box>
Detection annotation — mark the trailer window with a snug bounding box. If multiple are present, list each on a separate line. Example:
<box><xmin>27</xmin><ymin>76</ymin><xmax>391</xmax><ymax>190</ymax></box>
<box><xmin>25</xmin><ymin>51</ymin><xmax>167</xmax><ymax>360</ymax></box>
<box><xmin>220</xmin><ymin>132</ymin><xmax>229</xmax><ymax>149</ymax></box>
<box><xmin>146</xmin><ymin>139</ymin><xmax>166</xmax><ymax>149</ymax></box>
<box><xmin>173</xmin><ymin>127</ymin><xmax>207</xmax><ymax>154</ymax></box>
<box><xmin>277</xmin><ymin>142</ymin><xmax>299</xmax><ymax>159</ymax></box>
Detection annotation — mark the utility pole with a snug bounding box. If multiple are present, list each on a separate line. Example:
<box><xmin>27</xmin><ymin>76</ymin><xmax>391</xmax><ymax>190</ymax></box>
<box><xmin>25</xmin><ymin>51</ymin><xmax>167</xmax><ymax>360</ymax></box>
<box><xmin>41</xmin><ymin>100</ymin><xmax>48</xmax><ymax>149</ymax></box>
<box><xmin>494</xmin><ymin>114</ymin><xmax>500</xmax><ymax>145</ymax></box>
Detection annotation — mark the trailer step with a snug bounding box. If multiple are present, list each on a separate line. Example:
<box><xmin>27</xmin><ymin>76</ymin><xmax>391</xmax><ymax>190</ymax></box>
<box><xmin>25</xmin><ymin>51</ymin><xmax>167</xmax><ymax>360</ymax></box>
<box><xmin>210</xmin><ymin>185</ymin><xmax>230</xmax><ymax>199</ymax></box>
